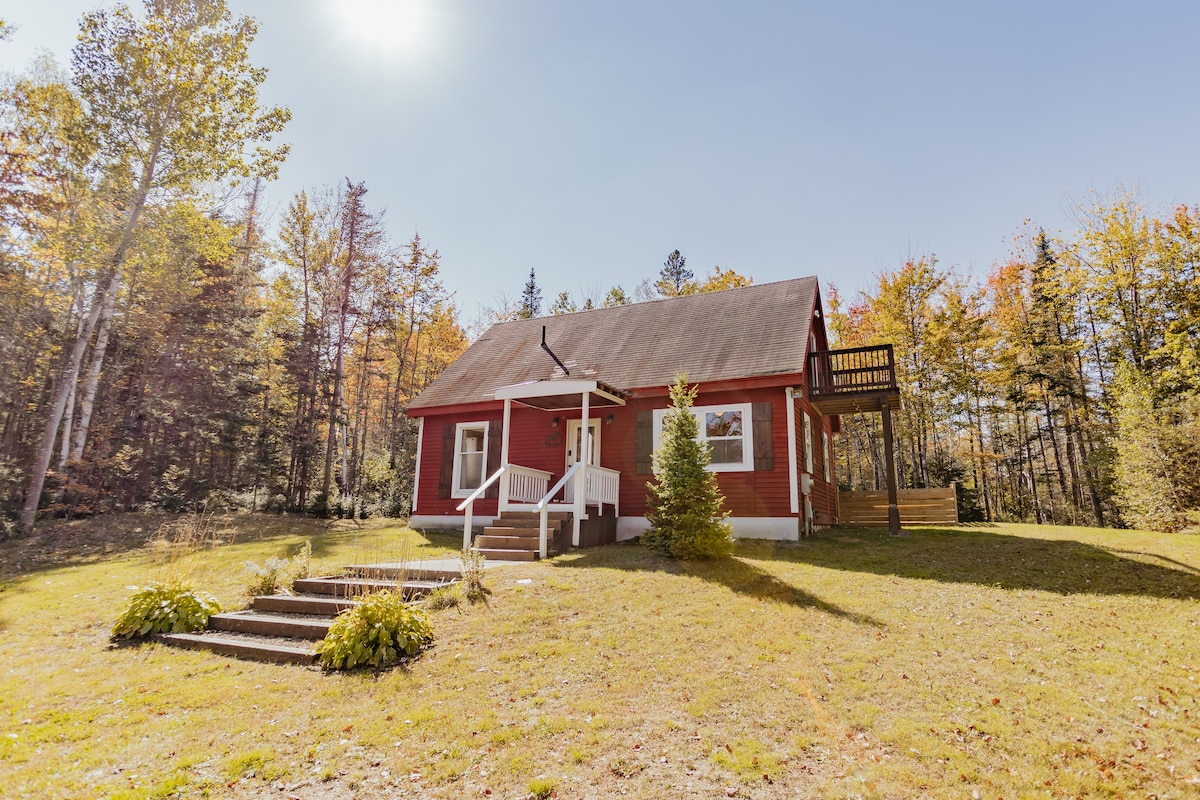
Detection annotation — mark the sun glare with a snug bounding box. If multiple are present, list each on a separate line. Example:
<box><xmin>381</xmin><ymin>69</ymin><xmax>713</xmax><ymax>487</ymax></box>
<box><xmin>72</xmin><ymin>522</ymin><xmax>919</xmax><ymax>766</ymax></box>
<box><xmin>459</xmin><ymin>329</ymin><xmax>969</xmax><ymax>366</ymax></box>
<box><xmin>330</xmin><ymin>0</ymin><xmax>431</xmax><ymax>59</ymax></box>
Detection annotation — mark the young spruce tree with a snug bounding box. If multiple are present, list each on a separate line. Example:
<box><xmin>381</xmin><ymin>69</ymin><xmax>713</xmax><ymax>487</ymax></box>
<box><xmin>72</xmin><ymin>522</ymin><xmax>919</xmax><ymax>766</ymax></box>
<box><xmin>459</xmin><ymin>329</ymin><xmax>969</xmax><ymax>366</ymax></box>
<box><xmin>644</xmin><ymin>374</ymin><xmax>732</xmax><ymax>559</ymax></box>
<box><xmin>519</xmin><ymin>268</ymin><xmax>542</xmax><ymax>319</ymax></box>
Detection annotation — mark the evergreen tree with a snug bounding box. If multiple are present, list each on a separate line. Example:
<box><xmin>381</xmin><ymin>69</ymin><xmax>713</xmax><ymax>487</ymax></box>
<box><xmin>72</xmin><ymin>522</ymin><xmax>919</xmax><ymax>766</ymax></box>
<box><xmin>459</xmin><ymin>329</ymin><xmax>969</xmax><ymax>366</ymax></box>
<box><xmin>656</xmin><ymin>250</ymin><xmax>693</xmax><ymax>297</ymax></box>
<box><xmin>603</xmin><ymin>285</ymin><xmax>630</xmax><ymax>307</ymax></box>
<box><xmin>519</xmin><ymin>268</ymin><xmax>541</xmax><ymax>319</ymax></box>
<box><xmin>549</xmin><ymin>291</ymin><xmax>575</xmax><ymax>315</ymax></box>
<box><xmin>643</xmin><ymin>374</ymin><xmax>732</xmax><ymax>559</ymax></box>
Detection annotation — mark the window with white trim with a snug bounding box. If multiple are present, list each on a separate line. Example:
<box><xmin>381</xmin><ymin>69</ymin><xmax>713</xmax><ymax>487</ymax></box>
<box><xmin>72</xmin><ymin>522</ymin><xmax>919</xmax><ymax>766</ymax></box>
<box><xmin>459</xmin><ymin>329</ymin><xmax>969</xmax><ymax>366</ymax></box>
<box><xmin>803</xmin><ymin>413</ymin><xmax>814</xmax><ymax>474</ymax></box>
<box><xmin>652</xmin><ymin>402</ymin><xmax>755</xmax><ymax>472</ymax></box>
<box><xmin>451</xmin><ymin>422</ymin><xmax>488</xmax><ymax>498</ymax></box>
<box><xmin>822</xmin><ymin>430</ymin><xmax>831</xmax><ymax>483</ymax></box>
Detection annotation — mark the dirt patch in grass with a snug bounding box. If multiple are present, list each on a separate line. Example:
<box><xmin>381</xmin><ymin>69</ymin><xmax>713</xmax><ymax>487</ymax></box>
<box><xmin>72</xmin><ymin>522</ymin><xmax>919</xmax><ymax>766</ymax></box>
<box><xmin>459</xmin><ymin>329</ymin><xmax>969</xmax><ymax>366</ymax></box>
<box><xmin>1</xmin><ymin>518</ymin><xmax>1198</xmax><ymax>798</ymax></box>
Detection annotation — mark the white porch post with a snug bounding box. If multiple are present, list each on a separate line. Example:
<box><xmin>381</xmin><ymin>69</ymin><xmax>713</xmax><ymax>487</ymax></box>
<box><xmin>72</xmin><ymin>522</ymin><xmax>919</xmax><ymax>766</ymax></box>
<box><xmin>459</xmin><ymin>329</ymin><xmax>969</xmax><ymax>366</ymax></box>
<box><xmin>499</xmin><ymin>398</ymin><xmax>512</xmax><ymax>512</ymax></box>
<box><xmin>574</xmin><ymin>390</ymin><xmax>589</xmax><ymax>547</ymax></box>
<box><xmin>786</xmin><ymin>387</ymin><xmax>800</xmax><ymax>515</ymax></box>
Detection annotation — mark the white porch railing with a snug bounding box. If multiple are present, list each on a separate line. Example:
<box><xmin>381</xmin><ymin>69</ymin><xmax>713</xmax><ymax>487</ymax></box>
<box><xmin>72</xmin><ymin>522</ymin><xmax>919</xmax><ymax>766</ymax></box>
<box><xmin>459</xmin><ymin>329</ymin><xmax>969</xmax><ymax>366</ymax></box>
<box><xmin>506</xmin><ymin>464</ymin><xmax>551</xmax><ymax>504</ymax></box>
<box><xmin>533</xmin><ymin>463</ymin><xmax>581</xmax><ymax>560</ymax></box>
<box><xmin>585</xmin><ymin>465</ymin><xmax>620</xmax><ymax>516</ymax></box>
<box><xmin>456</xmin><ymin>463</ymin><xmax>554</xmax><ymax>549</ymax></box>
<box><xmin>458</xmin><ymin>461</ymin><xmax>620</xmax><ymax>558</ymax></box>
<box><xmin>456</xmin><ymin>466</ymin><xmax>507</xmax><ymax>550</ymax></box>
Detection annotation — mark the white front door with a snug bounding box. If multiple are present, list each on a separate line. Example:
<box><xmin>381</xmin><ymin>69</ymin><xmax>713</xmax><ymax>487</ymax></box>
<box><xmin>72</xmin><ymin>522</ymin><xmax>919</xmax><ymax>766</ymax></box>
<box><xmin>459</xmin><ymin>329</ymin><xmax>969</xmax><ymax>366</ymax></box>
<box><xmin>564</xmin><ymin>419</ymin><xmax>601</xmax><ymax>501</ymax></box>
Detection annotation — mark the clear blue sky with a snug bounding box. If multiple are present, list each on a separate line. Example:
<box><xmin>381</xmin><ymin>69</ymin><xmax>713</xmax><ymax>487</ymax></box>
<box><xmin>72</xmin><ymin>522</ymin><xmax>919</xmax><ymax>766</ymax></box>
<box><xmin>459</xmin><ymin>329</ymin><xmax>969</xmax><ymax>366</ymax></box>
<box><xmin>4</xmin><ymin>1</ymin><xmax>1199</xmax><ymax>318</ymax></box>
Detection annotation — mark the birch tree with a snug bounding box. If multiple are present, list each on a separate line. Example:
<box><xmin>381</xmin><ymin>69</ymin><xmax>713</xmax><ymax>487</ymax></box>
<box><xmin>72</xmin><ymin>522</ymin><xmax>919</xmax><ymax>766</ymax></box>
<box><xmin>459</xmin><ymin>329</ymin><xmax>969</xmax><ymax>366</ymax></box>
<box><xmin>18</xmin><ymin>0</ymin><xmax>289</xmax><ymax>534</ymax></box>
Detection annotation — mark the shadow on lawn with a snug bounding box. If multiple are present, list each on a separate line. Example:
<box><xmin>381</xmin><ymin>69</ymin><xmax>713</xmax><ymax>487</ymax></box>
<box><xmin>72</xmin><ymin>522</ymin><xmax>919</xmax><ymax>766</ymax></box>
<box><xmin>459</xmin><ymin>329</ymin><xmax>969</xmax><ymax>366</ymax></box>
<box><xmin>552</xmin><ymin>546</ymin><xmax>882</xmax><ymax>626</ymax></box>
<box><xmin>0</xmin><ymin>513</ymin><xmax>449</xmax><ymax>579</ymax></box>
<box><xmin>735</xmin><ymin>526</ymin><xmax>1200</xmax><ymax>600</ymax></box>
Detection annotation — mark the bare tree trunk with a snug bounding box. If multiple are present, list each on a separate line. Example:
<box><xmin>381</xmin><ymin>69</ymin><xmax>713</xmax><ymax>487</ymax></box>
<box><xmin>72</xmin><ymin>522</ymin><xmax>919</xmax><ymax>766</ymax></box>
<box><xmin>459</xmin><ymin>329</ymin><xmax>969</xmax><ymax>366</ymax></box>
<box><xmin>320</xmin><ymin>182</ymin><xmax>367</xmax><ymax>509</ymax></box>
<box><xmin>57</xmin><ymin>377</ymin><xmax>77</xmax><ymax>471</ymax></box>
<box><xmin>1019</xmin><ymin>411</ymin><xmax>1043</xmax><ymax>524</ymax></box>
<box><xmin>19</xmin><ymin>141</ymin><xmax>160</xmax><ymax>535</ymax></box>
<box><xmin>69</xmin><ymin>276</ymin><xmax>120</xmax><ymax>462</ymax></box>
<box><xmin>1033</xmin><ymin>414</ymin><xmax>1057</xmax><ymax>521</ymax></box>
<box><xmin>20</xmin><ymin>270</ymin><xmax>116</xmax><ymax>534</ymax></box>
<box><xmin>1066</xmin><ymin>402</ymin><xmax>1105</xmax><ymax>525</ymax></box>
<box><xmin>1040</xmin><ymin>389</ymin><xmax>1074</xmax><ymax>522</ymax></box>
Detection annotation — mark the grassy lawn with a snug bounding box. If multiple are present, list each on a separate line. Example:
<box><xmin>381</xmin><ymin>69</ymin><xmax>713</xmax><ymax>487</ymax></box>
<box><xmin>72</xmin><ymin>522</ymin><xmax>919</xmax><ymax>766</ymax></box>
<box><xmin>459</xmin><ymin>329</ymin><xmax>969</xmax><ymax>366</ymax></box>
<box><xmin>1</xmin><ymin>516</ymin><xmax>1198</xmax><ymax>799</ymax></box>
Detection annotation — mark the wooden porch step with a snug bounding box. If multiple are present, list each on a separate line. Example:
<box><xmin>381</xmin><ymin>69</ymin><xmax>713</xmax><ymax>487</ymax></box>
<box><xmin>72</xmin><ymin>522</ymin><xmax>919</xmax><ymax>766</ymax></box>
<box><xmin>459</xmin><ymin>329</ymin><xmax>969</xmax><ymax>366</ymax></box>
<box><xmin>209</xmin><ymin>611</ymin><xmax>332</xmax><ymax>639</ymax></box>
<box><xmin>476</xmin><ymin>534</ymin><xmax>540</xmax><ymax>549</ymax></box>
<box><xmin>476</xmin><ymin>548</ymin><xmax>539</xmax><ymax>562</ymax></box>
<box><xmin>156</xmin><ymin>631</ymin><xmax>318</xmax><ymax>665</ymax></box>
<box><xmin>292</xmin><ymin>577</ymin><xmax>446</xmax><ymax>599</ymax></box>
<box><xmin>498</xmin><ymin>511</ymin><xmax>572</xmax><ymax>523</ymax></box>
<box><xmin>251</xmin><ymin>594</ymin><xmax>358</xmax><ymax>615</ymax></box>
<box><xmin>489</xmin><ymin>519</ymin><xmax>550</xmax><ymax>529</ymax></box>
<box><xmin>481</xmin><ymin>526</ymin><xmax>546</xmax><ymax>539</ymax></box>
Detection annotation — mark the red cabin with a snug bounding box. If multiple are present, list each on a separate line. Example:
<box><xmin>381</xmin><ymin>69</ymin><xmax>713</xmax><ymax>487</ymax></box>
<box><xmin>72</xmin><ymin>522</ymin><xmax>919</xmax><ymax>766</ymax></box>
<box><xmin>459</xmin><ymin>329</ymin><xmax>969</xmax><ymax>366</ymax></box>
<box><xmin>406</xmin><ymin>276</ymin><xmax>899</xmax><ymax>559</ymax></box>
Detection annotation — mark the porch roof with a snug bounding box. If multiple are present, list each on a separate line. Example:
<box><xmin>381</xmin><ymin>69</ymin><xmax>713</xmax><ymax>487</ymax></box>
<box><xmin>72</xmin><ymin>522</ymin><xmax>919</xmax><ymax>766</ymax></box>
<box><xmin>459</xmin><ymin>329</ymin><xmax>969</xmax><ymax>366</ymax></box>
<box><xmin>494</xmin><ymin>379</ymin><xmax>627</xmax><ymax>411</ymax></box>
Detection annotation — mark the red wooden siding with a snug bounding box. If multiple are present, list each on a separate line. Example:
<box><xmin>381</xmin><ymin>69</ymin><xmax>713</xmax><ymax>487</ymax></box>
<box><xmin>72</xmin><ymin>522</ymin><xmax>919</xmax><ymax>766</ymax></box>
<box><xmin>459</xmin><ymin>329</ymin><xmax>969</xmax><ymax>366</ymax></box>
<box><xmin>791</xmin><ymin>391</ymin><xmax>837</xmax><ymax>525</ymax></box>
<box><xmin>412</xmin><ymin>383</ymin><xmax>840</xmax><ymax>527</ymax></box>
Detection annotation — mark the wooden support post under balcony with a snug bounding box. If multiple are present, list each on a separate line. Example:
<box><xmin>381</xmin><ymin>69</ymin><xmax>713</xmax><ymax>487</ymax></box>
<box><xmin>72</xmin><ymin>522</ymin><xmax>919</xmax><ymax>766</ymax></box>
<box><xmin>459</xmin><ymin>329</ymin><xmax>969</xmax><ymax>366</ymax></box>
<box><xmin>880</xmin><ymin>396</ymin><xmax>902</xmax><ymax>536</ymax></box>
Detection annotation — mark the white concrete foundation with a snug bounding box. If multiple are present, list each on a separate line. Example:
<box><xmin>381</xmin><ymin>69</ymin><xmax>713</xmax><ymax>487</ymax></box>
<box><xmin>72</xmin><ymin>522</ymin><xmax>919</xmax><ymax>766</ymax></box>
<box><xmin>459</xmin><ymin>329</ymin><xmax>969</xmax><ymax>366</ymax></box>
<box><xmin>616</xmin><ymin>516</ymin><xmax>801</xmax><ymax>542</ymax></box>
<box><xmin>408</xmin><ymin>514</ymin><xmax>498</xmax><ymax>531</ymax></box>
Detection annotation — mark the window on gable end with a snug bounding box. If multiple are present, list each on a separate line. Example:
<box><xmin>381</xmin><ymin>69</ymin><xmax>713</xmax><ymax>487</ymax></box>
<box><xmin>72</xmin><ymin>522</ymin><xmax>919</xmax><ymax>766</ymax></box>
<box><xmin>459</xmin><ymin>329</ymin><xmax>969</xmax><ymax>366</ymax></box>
<box><xmin>803</xmin><ymin>414</ymin><xmax>814</xmax><ymax>474</ymax></box>
<box><xmin>822</xmin><ymin>429</ymin><xmax>831</xmax><ymax>483</ymax></box>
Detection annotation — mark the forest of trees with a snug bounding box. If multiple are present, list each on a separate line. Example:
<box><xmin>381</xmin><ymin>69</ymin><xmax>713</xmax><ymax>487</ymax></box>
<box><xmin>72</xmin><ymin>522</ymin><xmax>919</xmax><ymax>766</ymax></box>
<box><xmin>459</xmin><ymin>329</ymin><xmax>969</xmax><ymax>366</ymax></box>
<box><xmin>0</xmin><ymin>1</ymin><xmax>467</xmax><ymax>531</ymax></box>
<box><xmin>829</xmin><ymin>199</ymin><xmax>1200</xmax><ymax>533</ymax></box>
<box><xmin>2</xmin><ymin>2</ymin><xmax>1197</xmax><ymax>536</ymax></box>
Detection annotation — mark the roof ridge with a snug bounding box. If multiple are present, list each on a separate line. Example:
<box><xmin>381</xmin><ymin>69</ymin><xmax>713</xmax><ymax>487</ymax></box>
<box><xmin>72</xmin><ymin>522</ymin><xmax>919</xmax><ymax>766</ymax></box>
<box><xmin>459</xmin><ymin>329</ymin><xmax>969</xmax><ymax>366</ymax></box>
<box><xmin>411</xmin><ymin>274</ymin><xmax>820</xmax><ymax>409</ymax></box>
<box><xmin>491</xmin><ymin>275</ymin><xmax>817</xmax><ymax>327</ymax></box>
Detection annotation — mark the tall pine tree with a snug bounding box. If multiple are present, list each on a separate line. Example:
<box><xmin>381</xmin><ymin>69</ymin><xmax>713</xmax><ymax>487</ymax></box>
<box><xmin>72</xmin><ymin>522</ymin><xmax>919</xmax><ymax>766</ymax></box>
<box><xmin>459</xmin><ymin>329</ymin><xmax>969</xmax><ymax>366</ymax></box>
<box><xmin>519</xmin><ymin>268</ymin><xmax>541</xmax><ymax>319</ymax></box>
<box><xmin>656</xmin><ymin>250</ymin><xmax>693</xmax><ymax>297</ymax></box>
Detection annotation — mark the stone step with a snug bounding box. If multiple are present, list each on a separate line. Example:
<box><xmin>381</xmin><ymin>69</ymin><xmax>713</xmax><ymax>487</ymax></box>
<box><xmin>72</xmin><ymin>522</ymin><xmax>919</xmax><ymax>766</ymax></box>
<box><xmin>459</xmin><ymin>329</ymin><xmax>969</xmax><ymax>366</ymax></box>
<box><xmin>157</xmin><ymin>631</ymin><xmax>318</xmax><ymax>665</ymax></box>
<box><xmin>476</xmin><ymin>548</ymin><xmax>539</xmax><ymax>562</ymax></box>
<box><xmin>209</xmin><ymin>611</ymin><xmax>332</xmax><ymax>639</ymax></box>
<box><xmin>342</xmin><ymin>565</ymin><xmax>461</xmax><ymax>582</ymax></box>
<box><xmin>251</xmin><ymin>594</ymin><xmax>357</xmax><ymax>616</ymax></box>
<box><xmin>292</xmin><ymin>577</ymin><xmax>446</xmax><ymax>599</ymax></box>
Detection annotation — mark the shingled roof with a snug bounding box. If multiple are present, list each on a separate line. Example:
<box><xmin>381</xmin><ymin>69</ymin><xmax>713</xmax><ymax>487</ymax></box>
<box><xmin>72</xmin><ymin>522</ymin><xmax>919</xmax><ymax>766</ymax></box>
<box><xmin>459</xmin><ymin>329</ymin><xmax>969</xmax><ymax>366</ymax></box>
<box><xmin>408</xmin><ymin>276</ymin><xmax>820</xmax><ymax>409</ymax></box>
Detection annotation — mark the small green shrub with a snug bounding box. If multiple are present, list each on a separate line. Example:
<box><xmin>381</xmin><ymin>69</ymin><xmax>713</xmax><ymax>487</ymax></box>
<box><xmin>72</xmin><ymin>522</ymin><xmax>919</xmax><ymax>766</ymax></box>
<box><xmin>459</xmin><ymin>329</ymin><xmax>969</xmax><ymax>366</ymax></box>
<box><xmin>527</xmin><ymin>776</ymin><xmax>557</xmax><ymax>799</ymax></box>
<box><xmin>460</xmin><ymin>547</ymin><xmax>491</xmax><ymax>603</ymax></box>
<box><xmin>112</xmin><ymin>582</ymin><xmax>220</xmax><ymax>639</ymax></box>
<box><xmin>313</xmin><ymin>591</ymin><xmax>433</xmax><ymax>669</ymax></box>
<box><xmin>423</xmin><ymin>584</ymin><xmax>462</xmax><ymax>611</ymax></box>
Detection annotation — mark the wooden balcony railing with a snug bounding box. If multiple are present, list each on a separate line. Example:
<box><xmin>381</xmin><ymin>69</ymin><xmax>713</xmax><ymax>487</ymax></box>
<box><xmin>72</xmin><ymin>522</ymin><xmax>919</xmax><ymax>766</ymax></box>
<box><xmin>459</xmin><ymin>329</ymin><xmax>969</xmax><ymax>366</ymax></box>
<box><xmin>808</xmin><ymin>345</ymin><xmax>897</xmax><ymax>397</ymax></box>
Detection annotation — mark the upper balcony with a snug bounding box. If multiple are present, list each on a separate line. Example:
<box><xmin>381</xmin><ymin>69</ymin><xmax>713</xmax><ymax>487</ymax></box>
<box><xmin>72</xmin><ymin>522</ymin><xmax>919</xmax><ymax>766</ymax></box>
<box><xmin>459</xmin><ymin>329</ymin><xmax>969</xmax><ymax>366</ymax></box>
<box><xmin>806</xmin><ymin>344</ymin><xmax>901</xmax><ymax>415</ymax></box>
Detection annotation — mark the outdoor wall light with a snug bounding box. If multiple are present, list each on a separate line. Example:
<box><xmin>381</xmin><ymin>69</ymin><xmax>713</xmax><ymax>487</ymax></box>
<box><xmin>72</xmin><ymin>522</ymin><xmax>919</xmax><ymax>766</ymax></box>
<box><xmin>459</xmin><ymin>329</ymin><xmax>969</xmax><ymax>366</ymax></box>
<box><xmin>605</xmin><ymin>414</ymin><xmax>614</xmax><ymax>425</ymax></box>
<box><xmin>551</xmin><ymin>417</ymin><xmax>560</xmax><ymax>427</ymax></box>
